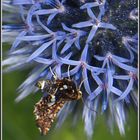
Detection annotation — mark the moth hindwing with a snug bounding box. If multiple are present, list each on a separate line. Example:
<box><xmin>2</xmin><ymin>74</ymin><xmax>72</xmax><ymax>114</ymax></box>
<box><xmin>34</xmin><ymin>78</ymin><xmax>82</xmax><ymax>135</ymax></box>
<box><xmin>34</xmin><ymin>96</ymin><xmax>65</xmax><ymax>135</ymax></box>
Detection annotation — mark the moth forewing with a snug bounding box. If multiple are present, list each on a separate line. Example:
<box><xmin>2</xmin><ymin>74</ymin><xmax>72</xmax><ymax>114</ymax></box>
<box><xmin>34</xmin><ymin>97</ymin><xmax>66</xmax><ymax>135</ymax></box>
<box><xmin>34</xmin><ymin>77</ymin><xmax>82</xmax><ymax>135</ymax></box>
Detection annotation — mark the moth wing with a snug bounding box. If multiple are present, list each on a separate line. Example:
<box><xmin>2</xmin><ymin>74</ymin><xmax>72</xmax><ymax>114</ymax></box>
<box><xmin>34</xmin><ymin>96</ymin><xmax>65</xmax><ymax>135</ymax></box>
<box><xmin>60</xmin><ymin>89</ymin><xmax>81</xmax><ymax>100</ymax></box>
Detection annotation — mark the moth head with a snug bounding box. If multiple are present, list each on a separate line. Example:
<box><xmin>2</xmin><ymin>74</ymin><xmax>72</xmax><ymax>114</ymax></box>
<box><xmin>77</xmin><ymin>90</ymin><xmax>82</xmax><ymax>99</ymax></box>
<box><xmin>36</xmin><ymin>80</ymin><xmax>47</xmax><ymax>90</ymax></box>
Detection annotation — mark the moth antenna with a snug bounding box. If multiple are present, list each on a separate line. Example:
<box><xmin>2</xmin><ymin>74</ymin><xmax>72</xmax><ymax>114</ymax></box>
<box><xmin>53</xmin><ymin>87</ymin><xmax>58</xmax><ymax>94</ymax></box>
<box><xmin>81</xmin><ymin>97</ymin><xmax>98</xmax><ymax>114</ymax></box>
<box><xmin>79</xmin><ymin>78</ymin><xmax>87</xmax><ymax>90</ymax></box>
<box><xmin>78</xmin><ymin>79</ymin><xmax>98</xmax><ymax>113</ymax></box>
<box><xmin>49</xmin><ymin>67</ymin><xmax>57</xmax><ymax>80</ymax></box>
<box><xmin>67</xmin><ymin>65</ymin><xmax>71</xmax><ymax>79</ymax></box>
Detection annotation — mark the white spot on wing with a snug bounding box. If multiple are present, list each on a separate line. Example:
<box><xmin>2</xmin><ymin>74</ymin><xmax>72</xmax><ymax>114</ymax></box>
<box><xmin>63</xmin><ymin>85</ymin><xmax>68</xmax><ymax>89</ymax></box>
<box><xmin>48</xmin><ymin>102</ymin><xmax>55</xmax><ymax>106</ymax></box>
<box><xmin>41</xmin><ymin>81</ymin><xmax>45</xmax><ymax>89</ymax></box>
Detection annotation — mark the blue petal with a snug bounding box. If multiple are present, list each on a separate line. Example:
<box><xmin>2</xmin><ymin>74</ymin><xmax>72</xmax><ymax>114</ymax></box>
<box><xmin>80</xmin><ymin>2</ymin><xmax>99</xmax><ymax>9</ymax></box>
<box><xmin>62</xmin><ymin>65</ymin><xmax>81</xmax><ymax>77</ymax></box>
<box><xmin>112</xmin><ymin>54</ymin><xmax>130</xmax><ymax>63</ymax></box>
<box><xmin>46</xmin><ymin>0</ymin><xmax>61</xmax><ymax>8</ymax></box>
<box><xmin>86</xmin><ymin>26</ymin><xmax>98</xmax><ymax>43</ymax></box>
<box><xmin>94</xmin><ymin>55</ymin><xmax>105</xmax><ymax>61</ymax></box>
<box><xmin>55</xmin><ymin>65</ymin><xmax>62</xmax><ymax>78</ymax></box>
<box><xmin>59</xmin><ymin>58</ymin><xmax>80</xmax><ymax>65</ymax></box>
<box><xmin>16</xmin><ymin>86</ymin><xmax>35</xmax><ymax>102</ymax></box>
<box><xmin>36</xmin><ymin>15</ymin><xmax>53</xmax><ymax>33</ymax></box>
<box><xmin>86</xmin><ymin>64</ymin><xmax>105</xmax><ymax>73</ymax></box>
<box><xmin>113</xmin><ymin>75</ymin><xmax>130</xmax><ymax>80</ymax></box>
<box><xmin>17</xmin><ymin>34</ymin><xmax>51</xmax><ymax>41</ymax></box>
<box><xmin>91</xmin><ymin>72</ymin><xmax>103</xmax><ymax>85</ymax></box>
<box><xmin>98</xmin><ymin>5</ymin><xmax>105</xmax><ymax>20</ymax></box>
<box><xmin>113</xmin><ymin>103</ymin><xmax>125</xmax><ymax>135</ymax></box>
<box><xmin>12</xmin><ymin>0</ymin><xmax>34</xmax><ymax>5</ymax></box>
<box><xmin>61</xmin><ymin>23</ymin><xmax>74</xmax><ymax>32</ymax></box>
<box><xmin>26</xmin><ymin>3</ymin><xmax>41</xmax><ymax>31</ymax></box>
<box><xmin>130</xmin><ymin>46</ymin><xmax>137</xmax><ymax>53</ymax></box>
<box><xmin>81</xmin><ymin>44</ymin><xmax>88</xmax><ymax>61</ymax></box>
<box><xmin>57</xmin><ymin>39</ymin><xmax>65</xmax><ymax>46</ymax></box>
<box><xmin>111</xmin><ymin>87</ymin><xmax>122</xmax><ymax>96</ymax></box>
<box><xmin>34</xmin><ymin>9</ymin><xmax>57</xmax><ymax>15</ymax></box>
<box><xmin>99</xmin><ymin>22</ymin><xmax>117</xmax><ymax>30</ymax></box>
<box><xmin>88</xmin><ymin>86</ymin><xmax>103</xmax><ymax>100</ymax></box>
<box><xmin>63</xmin><ymin>52</ymin><xmax>73</xmax><ymax>59</ymax></box>
<box><xmin>34</xmin><ymin>57</ymin><xmax>54</xmax><ymax>65</ymax></box>
<box><xmin>18</xmin><ymin>65</ymin><xmax>47</xmax><ymax>90</ymax></box>
<box><xmin>106</xmin><ymin>70</ymin><xmax>113</xmax><ymax>92</ymax></box>
<box><xmin>10</xmin><ymin>48</ymin><xmax>29</xmax><ymax>55</ymax></box>
<box><xmin>102</xmin><ymin>92</ymin><xmax>108</xmax><ymax>112</ymax></box>
<box><xmin>47</xmin><ymin>13</ymin><xmax>57</xmax><ymax>25</ymax></box>
<box><xmin>10</xmin><ymin>30</ymin><xmax>27</xmax><ymax>51</ymax></box>
<box><xmin>95</xmin><ymin>59</ymin><xmax>107</xmax><ymax>75</ymax></box>
<box><xmin>61</xmin><ymin>40</ymin><xmax>74</xmax><ymax>54</ymax></box>
<box><xmin>113</xmin><ymin>58</ymin><xmax>137</xmax><ymax>73</ymax></box>
<box><xmin>72</xmin><ymin>21</ymin><xmax>93</xmax><ymax>28</ymax></box>
<box><xmin>52</xmin><ymin>41</ymin><xmax>58</xmax><ymax>59</ymax></box>
<box><xmin>87</xmin><ymin>8</ymin><xmax>97</xmax><ymax>19</ymax></box>
<box><xmin>19</xmin><ymin>5</ymin><xmax>26</xmax><ymax>22</ymax></box>
<box><xmin>115</xmin><ymin>77</ymin><xmax>134</xmax><ymax>101</ymax></box>
<box><xmin>82</xmin><ymin>68</ymin><xmax>91</xmax><ymax>94</ymax></box>
<box><xmin>27</xmin><ymin>39</ymin><xmax>54</xmax><ymax>62</ymax></box>
<box><xmin>125</xmin><ymin>46</ymin><xmax>134</xmax><ymax>63</ymax></box>
<box><xmin>74</xmin><ymin>39</ymin><xmax>81</xmax><ymax>50</ymax></box>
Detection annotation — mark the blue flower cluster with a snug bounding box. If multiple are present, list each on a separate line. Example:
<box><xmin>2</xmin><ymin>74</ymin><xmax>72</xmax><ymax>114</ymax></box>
<box><xmin>2</xmin><ymin>0</ymin><xmax>138</xmax><ymax>137</ymax></box>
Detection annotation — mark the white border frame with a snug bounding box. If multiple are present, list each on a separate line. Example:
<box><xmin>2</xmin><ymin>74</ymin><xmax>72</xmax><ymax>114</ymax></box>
<box><xmin>0</xmin><ymin>1</ymin><xmax>139</xmax><ymax>140</ymax></box>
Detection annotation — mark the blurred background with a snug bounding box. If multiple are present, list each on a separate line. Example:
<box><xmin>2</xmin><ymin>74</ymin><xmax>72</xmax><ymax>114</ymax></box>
<box><xmin>2</xmin><ymin>45</ymin><xmax>138</xmax><ymax>140</ymax></box>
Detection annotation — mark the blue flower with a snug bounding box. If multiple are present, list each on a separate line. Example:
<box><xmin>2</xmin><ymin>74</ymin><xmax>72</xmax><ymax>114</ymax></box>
<box><xmin>2</xmin><ymin>0</ymin><xmax>138</xmax><ymax>138</ymax></box>
<box><xmin>61</xmin><ymin>23</ymin><xmax>87</xmax><ymax>53</ymax></box>
<box><xmin>34</xmin><ymin>0</ymin><xmax>66</xmax><ymax>25</ymax></box>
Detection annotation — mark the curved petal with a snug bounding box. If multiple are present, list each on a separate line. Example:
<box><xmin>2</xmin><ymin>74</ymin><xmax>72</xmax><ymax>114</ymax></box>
<box><xmin>113</xmin><ymin>75</ymin><xmax>130</xmax><ymax>80</ymax></box>
<box><xmin>47</xmin><ymin>12</ymin><xmax>57</xmax><ymax>25</ymax></box>
<box><xmin>59</xmin><ymin>57</ymin><xmax>80</xmax><ymax>65</ymax></box>
<box><xmin>111</xmin><ymin>86</ymin><xmax>122</xmax><ymax>96</ymax></box>
<box><xmin>34</xmin><ymin>57</ymin><xmax>54</xmax><ymax>65</ymax></box>
<box><xmin>72</xmin><ymin>21</ymin><xmax>93</xmax><ymax>28</ymax></box>
<box><xmin>12</xmin><ymin>0</ymin><xmax>34</xmax><ymax>5</ymax></box>
<box><xmin>115</xmin><ymin>77</ymin><xmax>134</xmax><ymax>101</ymax></box>
<box><xmin>87</xmin><ymin>8</ymin><xmax>97</xmax><ymax>19</ymax></box>
<box><xmin>27</xmin><ymin>39</ymin><xmax>54</xmax><ymax>62</ymax></box>
<box><xmin>10</xmin><ymin>30</ymin><xmax>27</xmax><ymax>51</ymax></box>
<box><xmin>34</xmin><ymin>9</ymin><xmax>57</xmax><ymax>15</ymax></box>
<box><xmin>99</xmin><ymin>22</ymin><xmax>117</xmax><ymax>30</ymax></box>
<box><xmin>113</xmin><ymin>58</ymin><xmax>137</xmax><ymax>73</ymax></box>
<box><xmin>61</xmin><ymin>23</ymin><xmax>74</xmax><ymax>32</ymax></box>
<box><xmin>88</xmin><ymin>86</ymin><xmax>103</xmax><ymax>100</ymax></box>
<box><xmin>80</xmin><ymin>2</ymin><xmax>99</xmax><ymax>9</ymax></box>
<box><xmin>74</xmin><ymin>38</ymin><xmax>81</xmax><ymax>50</ymax></box>
<box><xmin>86</xmin><ymin>26</ymin><xmax>98</xmax><ymax>43</ymax></box>
<box><xmin>81</xmin><ymin>44</ymin><xmax>89</xmax><ymax>61</ymax></box>
<box><xmin>82</xmin><ymin>68</ymin><xmax>91</xmax><ymax>94</ymax></box>
<box><xmin>91</xmin><ymin>72</ymin><xmax>103</xmax><ymax>85</ymax></box>
<box><xmin>62</xmin><ymin>65</ymin><xmax>81</xmax><ymax>77</ymax></box>
<box><xmin>17</xmin><ymin>34</ymin><xmax>51</xmax><ymax>41</ymax></box>
<box><xmin>61</xmin><ymin>40</ymin><xmax>74</xmax><ymax>54</ymax></box>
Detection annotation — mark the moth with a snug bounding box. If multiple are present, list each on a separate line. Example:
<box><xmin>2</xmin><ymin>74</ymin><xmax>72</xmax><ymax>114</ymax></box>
<box><xmin>34</xmin><ymin>77</ymin><xmax>82</xmax><ymax>135</ymax></box>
